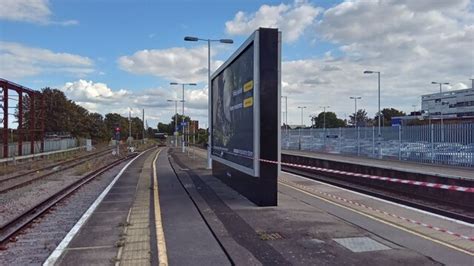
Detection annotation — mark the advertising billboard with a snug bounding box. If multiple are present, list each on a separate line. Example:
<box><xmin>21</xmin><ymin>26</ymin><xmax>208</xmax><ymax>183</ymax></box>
<box><xmin>211</xmin><ymin>43</ymin><xmax>256</xmax><ymax>175</ymax></box>
<box><xmin>211</xmin><ymin>28</ymin><xmax>280</xmax><ymax>206</ymax></box>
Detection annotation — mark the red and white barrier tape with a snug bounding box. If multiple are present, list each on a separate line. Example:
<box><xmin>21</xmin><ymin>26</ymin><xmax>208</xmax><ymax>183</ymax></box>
<box><xmin>280</xmin><ymin>178</ymin><xmax>474</xmax><ymax>242</ymax></box>
<box><xmin>258</xmin><ymin>158</ymin><xmax>474</xmax><ymax>193</ymax></box>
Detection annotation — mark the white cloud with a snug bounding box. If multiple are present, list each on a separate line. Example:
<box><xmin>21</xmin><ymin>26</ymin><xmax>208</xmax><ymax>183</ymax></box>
<box><xmin>225</xmin><ymin>0</ymin><xmax>321</xmax><ymax>42</ymax></box>
<box><xmin>61</xmin><ymin>80</ymin><xmax>129</xmax><ymax>104</ymax></box>
<box><xmin>0</xmin><ymin>0</ymin><xmax>78</xmax><ymax>25</ymax></box>
<box><xmin>117</xmin><ymin>46</ymin><xmax>223</xmax><ymax>83</ymax></box>
<box><xmin>59</xmin><ymin>80</ymin><xmax>211</xmax><ymax>127</ymax></box>
<box><xmin>279</xmin><ymin>0</ymin><xmax>473</xmax><ymax>125</ymax></box>
<box><xmin>0</xmin><ymin>41</ymin><xmax>94</xmax><ymax>79</ymax></box>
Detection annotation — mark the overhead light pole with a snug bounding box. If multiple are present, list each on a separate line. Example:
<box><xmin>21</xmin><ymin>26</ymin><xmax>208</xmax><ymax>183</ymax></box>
<box><xmin>170</xmin><ymin>82</ymin><xmax>196</xmax><ymax>153</ymax></box>
<box><xmin>297</xmin><ymin>106</ymin><xmax>306</xmax><ymax>150</ymax></box>
<box><xmin>431</xmin><ymin>81</ymin><xmax>449</xmax><ymax>94</ymax></box>
<box><xmin>364</xmin><ymin>70</ymin><xmax>381</xmax><ymax>158</ymax></box>
<box><xmin>128</xmin><ymin>108</ymin><xmax>132</xmax><ymax>145</ymax></box>
<box><xmin>431</xmin><ymin>81</ymin><xmax>449</xmax><ymax>142</ymax></box>
<box><xmin>184</xmin><ymin>35</ymin><xmax>233</xmax><ymax>169</ymax></box>
<box><xmin>167</xmin><ymin>99</ymin><xmax>179</xmax><ymax>147</ymax></box>
<box><xmin>319</xmin><ymin>106</ymin><xmax>330</xmax><ymax>130</ymax></box>
<box><xmin>349</xmin><ymin>97</ymin><xmax>361</xmax><ymax>127</ymax></box>
<box><xmin>281</xmin><ymin>96</ymin><xmax>288</xmax><ymax>142</ymax></box>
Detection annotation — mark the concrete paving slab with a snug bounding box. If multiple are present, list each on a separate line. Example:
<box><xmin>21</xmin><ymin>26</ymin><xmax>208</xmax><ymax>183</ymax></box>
<box><xmin>169</xmin><ymin>149</ymin><xmax>468</xmax><ymax>265</ymax></box>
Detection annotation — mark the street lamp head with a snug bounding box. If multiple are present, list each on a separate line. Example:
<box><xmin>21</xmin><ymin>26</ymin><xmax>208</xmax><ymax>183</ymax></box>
<box><xmin>188</xmin><ymin>83</ymin><xmax>197</xmax><ymax>86</ymax></box>
<box><xmin>364</xmin><ymin>70</ymin><xmax>374</xmax><ymax>74</ymax></box>
<box><xmin>170</xmin><ymin>82</ymin><xmax>178</xmax><ymax>85</ymax></box>
<box><xmin>219</xmin><ymin>39</ymin><xmax>234</xmax><ymax>44</ymax></box>
<box><xmin>431</xmin><ymin>81</ymin><xmax>437</xmax><ymax>84</ymax></box>
<box><xmin>443</xmin><ymin>82</ymin><xmax>450</xmax><ymax>85</ymax></box>
<box><xmin>184</xmin><ymin>36</ymin><xmax>199</xmax><ymax>42</ymax></box>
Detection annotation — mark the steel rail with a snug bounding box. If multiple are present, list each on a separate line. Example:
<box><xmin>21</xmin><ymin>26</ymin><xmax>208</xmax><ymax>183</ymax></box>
<box><xmin>0</xmin><ymin>148</ymin><xmax>116</xmax><ymax>194</ymax></box>
<box><xmin>0</xmin><ymin>154</ymin><xmax>136</xmax><ymax>246</ymax></box>
<box><xmin>0</xmin><ymin>147</ymin><xmax>113</xmax><ymax>183</ymax></box>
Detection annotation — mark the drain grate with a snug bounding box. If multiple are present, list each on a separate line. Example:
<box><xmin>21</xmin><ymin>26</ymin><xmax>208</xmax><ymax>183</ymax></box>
<box><xmin>333</xmin><ymin>237</ymin><xmax>390</xmax><ymax>253</ymax></box>
<box><xmin>258</xmin><ymin>232</ymin><xmax>284</xmax><ymax>241</ymax></box>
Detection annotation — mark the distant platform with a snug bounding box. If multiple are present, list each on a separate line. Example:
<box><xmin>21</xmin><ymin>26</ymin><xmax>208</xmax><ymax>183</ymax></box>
<box><xmin>283</xmin><ymin>149</ymin><xmax>474</xmax><ymax>180</ymax></box>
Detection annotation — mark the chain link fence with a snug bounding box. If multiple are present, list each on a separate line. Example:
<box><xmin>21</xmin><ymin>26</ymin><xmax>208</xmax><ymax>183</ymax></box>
<box><xmin>282</xmin><ymin>123</ymin><xmax>474</xmax><ymax>167</ymax></box>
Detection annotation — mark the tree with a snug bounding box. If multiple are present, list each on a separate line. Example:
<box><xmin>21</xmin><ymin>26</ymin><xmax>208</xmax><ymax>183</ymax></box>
<box><xmin>311</xmin><ymin>112</ymin><xmax>345</xmax><ymax>128</ymax></box>
<box><xmin>374</xmin><ymin>108</ymin><xmax>406</xmax><ymax>127</ymax></box>
<box><xmin>349</xmin><ymin>109</ymin><xmax>370</xmax><ymax>127</ymax></box>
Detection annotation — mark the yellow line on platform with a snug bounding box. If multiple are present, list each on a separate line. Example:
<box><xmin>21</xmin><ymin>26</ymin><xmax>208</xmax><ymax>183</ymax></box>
<box><xmin>153</xmin><ymin>149</ymin><xmax>168</xmax><ymax>266</ymax></box>
<box><xmin>279</xmin><ymin>181</ymin><xmax>474</xmax><ymax>256</ymax></box>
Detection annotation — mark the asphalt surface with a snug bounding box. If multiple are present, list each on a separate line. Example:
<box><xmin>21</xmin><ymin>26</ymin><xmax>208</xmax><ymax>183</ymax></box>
<box><xmin>156</xmin><ymin>148</ymin><xmax>231</xmax><ymax>265</ymax></box>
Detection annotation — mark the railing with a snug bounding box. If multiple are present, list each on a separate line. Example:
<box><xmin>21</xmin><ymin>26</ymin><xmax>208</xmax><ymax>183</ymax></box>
<box><xmin>0</xmin><ymin>138</ymin><xmax>78</xmax><ymax>158</ymax></box>
<box><xmin>282</xmin><ymin>123</ymin><xmax>474</xmax><ymax>167</ymax></box>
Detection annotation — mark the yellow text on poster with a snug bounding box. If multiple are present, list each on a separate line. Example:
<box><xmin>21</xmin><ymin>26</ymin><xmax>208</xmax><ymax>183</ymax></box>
<box><xmin>243</xmin><ymin>80</ymin><xmax>254</xmax><ymax>92</ymax></box>
<box><xmin>243</xmin><ymin>97</ymin><xmax>253</xmax><ymax>108</ymax></box>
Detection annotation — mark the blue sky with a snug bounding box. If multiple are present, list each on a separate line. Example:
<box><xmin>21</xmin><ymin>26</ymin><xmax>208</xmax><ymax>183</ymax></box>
<box><xmin>1</xmin><ymin>0</ymin><xmax>473</xmax><ymax>127</ymax></box>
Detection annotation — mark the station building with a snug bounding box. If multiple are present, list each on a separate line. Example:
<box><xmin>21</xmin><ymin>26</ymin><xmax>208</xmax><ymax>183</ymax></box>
<box><xmin>421</xmin><ymin>87</ymin><xmax>474</xmax><ymax>118</ymax></box>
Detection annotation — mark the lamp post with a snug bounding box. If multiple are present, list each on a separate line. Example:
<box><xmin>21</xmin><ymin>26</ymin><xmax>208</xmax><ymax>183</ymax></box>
<box><xmin>431</xmin><ymin>81</ymin><xmax>449</xmax><ymax>142</ymax></box>
<box><xmin>319</xmin><ymin>106</ymin><xmax>330</xmax><ymax>130</ymax></box>
<box><xmin>167</xmin><ymin>99</ymin><xmax>179</xmax><ymax>147</ymax></box>
<box><xmin>281</xmin><ymin>96</ymin><xmax>288</xmax><ymax>145</ymax></box>
<box><xmin>349</xmin><ymin>97</ymin><xmax>361</xmax><ymax>127</ymax></box>
<box><xmin>431</xmin><ymin>81</ymin><xmax>449</xmax><ymax>94</ymax></box>
<box><xmin>128</xmin><ymin>109</ymin><xmax>132</xmax><ymax>145</ymax></box>
<box><xmin>184</xmin><ymin>36</ymin><xmax>233</xmax><ymax>169</ymax></box>
<box><xmin>297</xmin><ymin>106</ymin><xmax>306</xmax><ymax>150</ymax></box>
<box><xmin>170</xmin><ymin>82</ymin><xmax>196</xmax><ymax>153</ymax></box>
<box><xmin>364</xmin><ymin>70</ymin><xmax>382</xmax><ymax>158</ymax></box>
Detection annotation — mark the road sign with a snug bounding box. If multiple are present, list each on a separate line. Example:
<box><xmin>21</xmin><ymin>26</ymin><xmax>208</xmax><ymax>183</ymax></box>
<box><xmin>181</xmin><ymin>122</ymin><xmax>187</xmax><ymax>126</ymax></box>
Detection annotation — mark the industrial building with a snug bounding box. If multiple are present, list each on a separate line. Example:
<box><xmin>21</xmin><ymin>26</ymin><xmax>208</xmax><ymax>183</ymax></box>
<box><xmin>421</xmin><ymin>87</ymin><xmax>474</xmax><ymax>118</ymax></box>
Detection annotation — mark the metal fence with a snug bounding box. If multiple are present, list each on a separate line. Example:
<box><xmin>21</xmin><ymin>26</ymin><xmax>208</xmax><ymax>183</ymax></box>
<box><xmin>0</xmin><ymin>138</ymin><xmax>78</xmax><ymax>158</ymax></box>
<box><xmin>282</xmin><ymin>123</ymin><xmax>474</xmax><ymax>167</ymax></box>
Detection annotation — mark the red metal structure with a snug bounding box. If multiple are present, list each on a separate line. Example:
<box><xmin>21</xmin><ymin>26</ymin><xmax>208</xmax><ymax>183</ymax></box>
<box><xmin>0</xmin><ymin>78</ymin><xmax>45</xmax><ymax>158</ymax></box>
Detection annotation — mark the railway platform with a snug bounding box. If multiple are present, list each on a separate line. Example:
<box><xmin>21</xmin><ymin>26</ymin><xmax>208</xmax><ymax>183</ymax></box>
<box><xmin>283</xmin><ymin>149</ymin><xmax>474</xmax><ymax>180</ymax></box>
<box><xmin>43</xmin><ymin>147</ymin><xmax>473</xmax><ymax>265</ymax></box>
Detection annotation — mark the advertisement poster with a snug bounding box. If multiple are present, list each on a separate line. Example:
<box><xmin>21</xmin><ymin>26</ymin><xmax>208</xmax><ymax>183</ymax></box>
<box><xmin>212</xmin><ymin>44</ymin><xmax>254</xmax><ymax>169</ymax></box>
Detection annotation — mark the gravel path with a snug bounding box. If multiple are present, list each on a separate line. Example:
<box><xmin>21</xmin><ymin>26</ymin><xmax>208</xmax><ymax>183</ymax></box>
<box><xmin>0</xmin><ymin>160</ymin><xmax>130</xmax><ymax>265</ymax></box>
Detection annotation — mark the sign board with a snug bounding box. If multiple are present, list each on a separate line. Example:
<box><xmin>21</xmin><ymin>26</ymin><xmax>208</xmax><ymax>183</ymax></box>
<box><xmin>211</xmin><ymin>42</ymin><xmax>256</xmax><ymax>175</ymax></box>
<box><xmin>181</xmin><ymin>122</ymin><xmax>187</xmax><ymax>126</ymax></box>
<box><xmin>210</xmin><ymin>28</ymin><xmax>281</xmax><ymax>206</ymax></box>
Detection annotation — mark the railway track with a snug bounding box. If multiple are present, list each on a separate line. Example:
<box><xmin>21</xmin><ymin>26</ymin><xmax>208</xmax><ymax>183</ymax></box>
<box><xmin>0</xmin><ymin>154</ymin><xmax>136</xmax><ymax>247</ymax></box>
<box><xmin>282</xmin><ymin>165</ymin><xmax>474</xmax><ymax>223</ymax></box>
<box><xmin>0</xmin><ymin>148</ymin><xmax>115</xmax><ymax>194</ymax></box>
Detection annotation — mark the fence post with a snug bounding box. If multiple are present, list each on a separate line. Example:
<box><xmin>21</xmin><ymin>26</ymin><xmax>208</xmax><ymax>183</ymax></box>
<box><xmin>357</xmin><ymin>126</ymin><xmax>360</xmax><ymax>156</ymax></box>
<box><xmin>372</xmin><ymin>126</ymin><xmax>375</xmax><ymax>156</ymax></box>
<box><xmin>398</xmin><ymin>125</ymin><xmax>402</xmax><ymax>160</ymax></box>
<box><xmin>430</xmin><ymin>124</ymin><xmax>434</xmax><ymax>164</ymax></box>
<box><xmin>298</xmin><ymin>128</ymin><xmax>302</xmax><ymax>150</ymax></box>
<box><xmin>339</xmin><ymin>127</ymin><xmax>342</xmax><ymax>153</ymax></box>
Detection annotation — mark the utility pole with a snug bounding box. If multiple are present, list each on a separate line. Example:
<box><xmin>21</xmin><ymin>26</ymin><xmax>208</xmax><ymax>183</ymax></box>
<box><xmin>319</xmin><ymin>106</ymin><xmax>330</xmax><ymax>130</ymax></box>
<box><xmin>350</xmin><ymin>97</ymin><xmax>361</xmax><ymax>127</ymax></box>
<box><xmin>142</xmin><ymin>109</ymin><xmax>145</xmax><ymax>144</ymax></box>
<box><xmin>297</xmin><ymin>106</ymin><xmax>306</xmax><ymax>150</ymax></box>
<box><xmin>128</xmin><ymin>109</ymin><xmax>132</xmax><ymax>145</ymax></box>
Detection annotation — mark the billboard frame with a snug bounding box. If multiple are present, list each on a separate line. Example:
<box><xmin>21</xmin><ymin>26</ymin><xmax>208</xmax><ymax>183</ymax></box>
<box><xmin>210</xmin><ymin>28</ymin><xmax>281</xmax><ymax>206</ymax></box>
<box><xmin>210</xmin><ymin>30</ymin><xmax>260</xmax><ymax>177</ymax></box>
